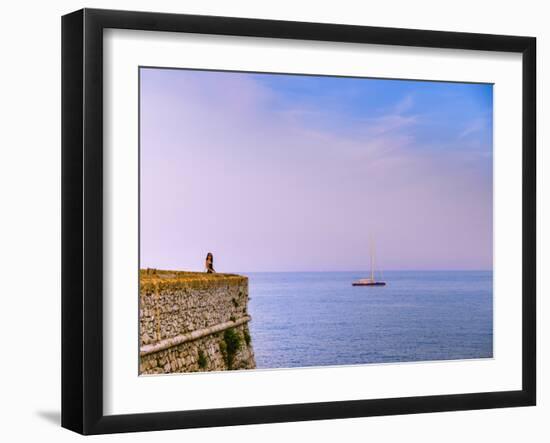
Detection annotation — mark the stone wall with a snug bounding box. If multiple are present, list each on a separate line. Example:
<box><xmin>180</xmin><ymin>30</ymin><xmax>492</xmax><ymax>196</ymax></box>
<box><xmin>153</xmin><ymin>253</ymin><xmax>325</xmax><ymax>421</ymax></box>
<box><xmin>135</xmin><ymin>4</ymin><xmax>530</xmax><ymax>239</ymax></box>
<box><xmin>139</xmin><ymin>269</ymin><xmax>255</xmax><ymax>374</ymax></box>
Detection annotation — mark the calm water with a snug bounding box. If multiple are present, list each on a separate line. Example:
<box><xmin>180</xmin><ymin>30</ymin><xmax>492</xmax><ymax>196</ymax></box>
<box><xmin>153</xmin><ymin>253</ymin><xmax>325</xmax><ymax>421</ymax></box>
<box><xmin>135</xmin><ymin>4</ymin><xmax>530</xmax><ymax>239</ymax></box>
<box><xmin>246</xmin><ymin>271</ymin><xmax>493</xmax><ymax>369</ymax></box>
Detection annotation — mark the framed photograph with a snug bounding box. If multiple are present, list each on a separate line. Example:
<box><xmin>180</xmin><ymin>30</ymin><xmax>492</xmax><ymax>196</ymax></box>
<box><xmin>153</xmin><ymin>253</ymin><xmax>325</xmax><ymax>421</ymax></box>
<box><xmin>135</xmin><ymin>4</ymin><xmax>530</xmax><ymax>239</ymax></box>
<box><xmin>61</xmin><ymin>8</ymin><xmax>536</xmax><ymax>435</ymax></box>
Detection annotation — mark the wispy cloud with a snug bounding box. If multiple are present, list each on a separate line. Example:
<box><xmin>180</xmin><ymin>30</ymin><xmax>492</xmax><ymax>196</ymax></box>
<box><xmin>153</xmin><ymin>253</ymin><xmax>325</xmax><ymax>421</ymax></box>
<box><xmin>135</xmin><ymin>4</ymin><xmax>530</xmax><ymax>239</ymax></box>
<box><xmin>459</xmin><ymin>117</ymin><xmax>488</xmax><ymax>139</ymax></box>
<box><xmin>361</xmin><ymin>113</ymin><xmax>419</xmax><ymax>136</ymax></box>
<box><xmin>393</xmin><ymin>94</ymin><xmax>415</xmax><ymax>114</ymax></box>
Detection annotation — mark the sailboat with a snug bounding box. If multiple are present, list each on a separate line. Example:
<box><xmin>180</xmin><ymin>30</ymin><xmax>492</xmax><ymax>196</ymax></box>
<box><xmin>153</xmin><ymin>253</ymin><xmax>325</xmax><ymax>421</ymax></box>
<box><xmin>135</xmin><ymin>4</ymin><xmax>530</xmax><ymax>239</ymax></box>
<box><xmin>352</xmin><ymin>240</ymin><xmax>386</xmax><ymax>286</ymax></box>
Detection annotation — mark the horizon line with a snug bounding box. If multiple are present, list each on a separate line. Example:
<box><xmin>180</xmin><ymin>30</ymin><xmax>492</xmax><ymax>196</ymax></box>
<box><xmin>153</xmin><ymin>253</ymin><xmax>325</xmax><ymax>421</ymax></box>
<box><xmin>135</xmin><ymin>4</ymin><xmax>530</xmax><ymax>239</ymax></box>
<box><xmin>236</xmin><ymin>269</ymin><xmax>494</xmax><ymax>273</ymax></box>
<box><xmin>140</xmin><ymin>267</ymin><xmax>493</xmax><ymax>274</ymax></box>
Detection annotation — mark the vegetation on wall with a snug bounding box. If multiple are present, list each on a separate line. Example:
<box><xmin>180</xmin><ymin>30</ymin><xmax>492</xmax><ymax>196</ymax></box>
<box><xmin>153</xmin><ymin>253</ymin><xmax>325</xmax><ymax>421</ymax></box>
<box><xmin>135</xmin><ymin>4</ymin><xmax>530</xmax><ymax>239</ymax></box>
<box><xmin>197</xmin><ymin>349</ymin><xmax>208</xmax><ymax>369</ymax></box>
<box><xmin>243</xmin><ymin>328</ymin><xmax>251</xmax><ymax>346</ymax></box>
<box><xmin>140</xmin><ymin>268</ymin><xmax>247</xmax><ymax>292</ymax></box>
<box><xmin>220</xmin><ymin>328</ymin><xmax>242</xmax><ymax>369</ymax></box>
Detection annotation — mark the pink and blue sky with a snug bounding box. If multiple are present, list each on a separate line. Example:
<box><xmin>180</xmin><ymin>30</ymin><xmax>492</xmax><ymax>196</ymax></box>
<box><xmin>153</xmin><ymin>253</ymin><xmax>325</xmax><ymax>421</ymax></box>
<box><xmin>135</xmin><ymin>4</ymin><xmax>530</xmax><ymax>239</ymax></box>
<box><xmin>140</xmin><ymin>68</ymin><xmax>493</xmax><ymax>272</ymax></box>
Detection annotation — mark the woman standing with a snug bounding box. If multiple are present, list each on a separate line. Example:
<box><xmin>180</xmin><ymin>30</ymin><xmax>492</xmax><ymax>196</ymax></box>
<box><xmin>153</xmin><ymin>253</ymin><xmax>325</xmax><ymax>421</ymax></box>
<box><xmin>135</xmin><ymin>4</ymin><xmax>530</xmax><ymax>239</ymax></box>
<box><xmin>205</xmin><ymin>252</ymin><xmax>215</xmax><ymax>273</ymax></box>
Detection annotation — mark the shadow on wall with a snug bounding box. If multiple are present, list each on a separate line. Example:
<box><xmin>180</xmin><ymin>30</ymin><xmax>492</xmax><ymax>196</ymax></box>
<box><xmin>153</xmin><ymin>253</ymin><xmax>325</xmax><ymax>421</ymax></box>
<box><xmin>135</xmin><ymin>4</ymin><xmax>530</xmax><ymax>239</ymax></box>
<box><xmin>35</xmin><ymin>410</ymin><xmax>61</xmax><ymax>426</ymax></box>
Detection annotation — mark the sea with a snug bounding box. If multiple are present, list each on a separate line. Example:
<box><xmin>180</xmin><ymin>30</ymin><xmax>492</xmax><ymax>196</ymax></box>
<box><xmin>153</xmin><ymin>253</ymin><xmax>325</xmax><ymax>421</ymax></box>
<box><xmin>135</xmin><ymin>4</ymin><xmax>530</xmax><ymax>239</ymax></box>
<box><xmin>246</xmin><ymin>271</ymin><xmax>493</xmax><ymax>369</ymax></box>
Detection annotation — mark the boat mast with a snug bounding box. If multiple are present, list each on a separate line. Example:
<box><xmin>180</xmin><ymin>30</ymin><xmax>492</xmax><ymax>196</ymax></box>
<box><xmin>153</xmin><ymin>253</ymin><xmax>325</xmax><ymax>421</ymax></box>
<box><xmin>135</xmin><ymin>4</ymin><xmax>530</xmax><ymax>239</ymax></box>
<box><xmin>370</xmin><ymin>239</ymin><xmax>375</xmax><ymax>281</ymax></box>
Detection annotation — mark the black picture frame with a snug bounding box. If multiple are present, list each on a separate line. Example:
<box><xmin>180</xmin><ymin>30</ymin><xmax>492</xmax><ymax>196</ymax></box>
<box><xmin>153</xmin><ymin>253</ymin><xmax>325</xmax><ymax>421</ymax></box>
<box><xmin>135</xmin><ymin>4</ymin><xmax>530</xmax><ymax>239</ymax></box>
<box><xmin>62</xmin><ymin>8</ymin><xmax>536</xmax><ymax>435</ymax></box>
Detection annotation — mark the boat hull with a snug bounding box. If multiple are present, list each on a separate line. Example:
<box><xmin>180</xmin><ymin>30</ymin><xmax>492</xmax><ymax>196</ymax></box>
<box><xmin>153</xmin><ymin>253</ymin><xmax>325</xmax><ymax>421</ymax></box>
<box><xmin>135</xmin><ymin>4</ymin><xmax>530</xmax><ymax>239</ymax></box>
<box><xmin>352</xmin><ymin>281</ymin><xmax>386</xmax><ymax>286</ymax></box>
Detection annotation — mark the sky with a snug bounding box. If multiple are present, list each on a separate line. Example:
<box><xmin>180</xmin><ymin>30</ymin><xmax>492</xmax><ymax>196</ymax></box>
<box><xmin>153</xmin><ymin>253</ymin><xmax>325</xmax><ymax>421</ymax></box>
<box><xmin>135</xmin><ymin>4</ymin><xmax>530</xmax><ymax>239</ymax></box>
<box><xmin>139</xmin><ymin>68</ymin><xmax>493</xmax><ymax>272</ymax></box>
